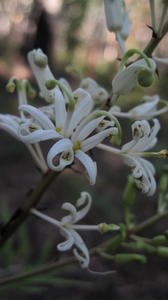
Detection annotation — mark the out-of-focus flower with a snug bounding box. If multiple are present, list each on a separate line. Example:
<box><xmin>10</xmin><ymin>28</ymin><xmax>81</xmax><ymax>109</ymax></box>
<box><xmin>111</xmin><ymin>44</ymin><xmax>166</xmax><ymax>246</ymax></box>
<box><xmin>110</xmin><ymin>95</ymin><xmax>168</xmax><ymax>120</ymax></box>
<box><xmin>80</xmin><ymin>77</ymin><xmax>109</xmax><ymax>106</ymax></box>
<box><xmin>104</xmin><ymin>0</ymin><xmax>131</xmax><ymax>53</ymax></box>
<box><xmin>104</xmin><ymin>0</ymin><xmax>123</xmax><ymax>32</ymax></box>
<box><xmin>121</xmin><ymin>119</ymin><xmax>160</xmax><ymax>196</ymax></box>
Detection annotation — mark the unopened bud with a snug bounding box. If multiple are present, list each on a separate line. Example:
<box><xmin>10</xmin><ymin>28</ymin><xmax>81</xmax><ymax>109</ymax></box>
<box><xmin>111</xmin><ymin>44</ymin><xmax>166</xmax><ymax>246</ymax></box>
<box><xmin>98</xmin><ymin>223</ymin><xmax>120</xmax><ymax>234</ymax></box>
<box><xmin>157</xmin><ymin>246</ymin><xmax>168</xmax><ymax>257</ymax></box>
<box><xmin>159</xmin><ymin>174</ymin><xmax>168</xmax><ymax>193</ymax></box>
<box><xmin>6</xmin><ymin>78</ymin><xmax>16</xmax><ymax>93</ymax></box>
<box><xmin>114</xmin><ymin>253</ymin><xmax>147</xmax><ymax>264</ymax></box>
<box><xmin>152</xmin><ymin>235</ymin><xmax>167</xmax><ymax>246</ymax></box>
<box><xmin>27</xmin><ymin>83</ymin><xmax>37</xmax><ymax>100</ymax></box>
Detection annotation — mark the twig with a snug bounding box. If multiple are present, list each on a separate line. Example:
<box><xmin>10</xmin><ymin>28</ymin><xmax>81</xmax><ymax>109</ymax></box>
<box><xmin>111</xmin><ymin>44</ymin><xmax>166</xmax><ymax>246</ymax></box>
<box><xmin>0</xmin><ymin>171</ymin><xmax>59</xmax><ymax>247</ymax></box>
<box><xmin>0</xmin><ymin>257</ymin><xmax>76</xmax><ymax>287</ymax></box>
<box><xmin>144</xmin><ymin>20</ymin><xmax>168</xmax><ymax>56</ymax></box>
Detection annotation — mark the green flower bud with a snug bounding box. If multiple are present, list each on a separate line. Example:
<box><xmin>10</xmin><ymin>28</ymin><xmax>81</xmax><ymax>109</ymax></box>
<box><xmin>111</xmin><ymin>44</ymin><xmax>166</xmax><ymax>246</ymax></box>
<box><xmin>157</xmin><ymin>246</ymin><xmax>168</xmax><ymax>257</ymax></box>
<box><xmin>137</xmin><ymin>69</ymin><xmax>154</xmax><ymax>87</ymax></box>
<box><xmin>114</xmin><ymin>253</ymin><xmax>147</xmax><ymax>264</ymax></box>
<box><xmin>26</xmin><ymin>83</ymin><xmax>37</xmax><ymax>100</ymax></box>
<box><xmin>152</xmin><ymin>235</ymin><xmax>167</xmax><ymax>246</ymax></box>
<box><xmin>159</xmin><ymin>174</ymin><xmax>168</xmax><ymax>193</ymax></box>
<box><xmin>98</xmin><ymin>223</ymin><xmax>120</xmax><ymax>234</ymax></box>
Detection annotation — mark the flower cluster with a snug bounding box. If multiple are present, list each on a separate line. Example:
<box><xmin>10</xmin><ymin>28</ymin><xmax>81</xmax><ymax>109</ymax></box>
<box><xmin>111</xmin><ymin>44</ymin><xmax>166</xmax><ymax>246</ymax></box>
<box><xmin>0</xmin><ymin>0</ymin><xmax>168</xmax><ymax>271</ymax></box>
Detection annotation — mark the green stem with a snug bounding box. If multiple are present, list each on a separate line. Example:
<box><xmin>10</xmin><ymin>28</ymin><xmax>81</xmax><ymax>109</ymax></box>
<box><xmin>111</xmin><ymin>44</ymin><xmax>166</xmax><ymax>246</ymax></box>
<box><xmin>144</xmin><ymin>20</ymin><xmax>168</xmax><ymax>56</ymax></box>
<box><xmin>1</xmin><ymin>210</ymin><xmax>168</xmax><ymax>286</ymax></box>
<box><xmin>0</xmin><ymin>171</ymin><xmax>58</xmax><ymax>247</ymax></box>
<box><xmin>131</xmin><ymin>211</ymin><xmax>168</xmax><ymax>234</ymax></box>
<box><xmin>0</xmin><ymin>257</ymin><xmax>76</xmax><ymax>287</ymax></box>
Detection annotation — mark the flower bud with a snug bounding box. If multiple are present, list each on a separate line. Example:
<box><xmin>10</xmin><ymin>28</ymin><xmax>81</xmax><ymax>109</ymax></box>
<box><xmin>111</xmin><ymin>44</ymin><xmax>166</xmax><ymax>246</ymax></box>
<box><xmin>137</xmin><ymin>69</ymin><xmax>154</xmax><ymax>87</ymax></box>
<box><xmin>33</xmin><ymin>49</ymin><xmax>48</xmax><ymax>68</ymax></box>
<box><xmin>114</xmin><ymin>253</ymin><xmax>147</xmax><ymax>264</ymax></box>
<box><xmin>98</xmin><ymin>223</ymin><xmax>120</xmax><ymax>234</ymax></box>
<box><xmin>159</xmin><ymin>174</ymin><xmax>168</xmax><ymax>193</ymax></box>
<box><xmin>104</xmin><ymin>0</ymin><xmax>123</xmax><ymax>32</ymax></box>
<box><xmin>26</xmin><ymin>82</ymin><xmax>37</xmax><ymax>100</ymax></box>
<box><xmin>112</xmin><ymin>58</ymin><xmax>156</xmax><ymax>99</ymax></box>
<box><xmin>157</xmin><ymin>246</ymin><xmax>168</xmax><ymax>257</ymax></box>
<box><xmin>152</xmin><ymin>235</ymin><xmax>167</xmax><ymax>246</ymax></box>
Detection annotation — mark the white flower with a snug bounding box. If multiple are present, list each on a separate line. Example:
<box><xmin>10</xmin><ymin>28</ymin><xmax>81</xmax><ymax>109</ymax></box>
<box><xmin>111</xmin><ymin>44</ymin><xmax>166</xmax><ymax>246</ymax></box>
<box><xmin>0</xmin><ymin>80</ymin><xmax>48</xmax><ymax>173</ymax></box>
<box><xmin>121</xmin><ymin>119</ymin><xmax>160</xmax><ymax>196</ymax></box>
<box><xmin>19</xmin><ymin>87</ymin><xmax>119</xmax><ymax>185</ymax></box>
<box><xmin>112</xmin><ymin>58</ymin><xmax>156</xmax><ymax>101</ymax></box>
<box><xmin>31</xmin><ymin>192</ymin><xmax>96</xmax><ymax>268</ymax></box>
<box><xmin>110</xmin><ymin>95</ymin><xmax>168</xmax><ymax>120</ymax></box>
<box><xmin>80</xmin><ymin>77</ymin><xmax>109</xmax><ymax>106</ymax></box>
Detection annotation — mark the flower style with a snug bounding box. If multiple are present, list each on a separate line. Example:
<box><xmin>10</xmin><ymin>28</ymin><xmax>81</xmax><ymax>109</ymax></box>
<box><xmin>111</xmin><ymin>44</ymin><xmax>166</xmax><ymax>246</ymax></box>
<box><xmin>115</xmin><ymin>10</ymin><xmax>131</xmax><ymax>54</ymax></box>
<box><xmin>19</xmin><ymin>86</ymin><xmax>119</xmax><ymax>185</ymax></box>
<box><xmin>110</xmin><ymin>95</ymin><xmax>168</xmax><ymax>120</ymax></box>
<box><xmin>121</xmin><ymin>119</ymin><xmax>160</xmax><ymax>196</ymax></box>
<box><xmin>80</xmin><ymin>77</ymin><xmax>109</xmax><ymax>106</ymax></box>
<box><xmin>31</xmin><ymin>192</ymin><xmax>98</xmax><ymax>268</ymax></box>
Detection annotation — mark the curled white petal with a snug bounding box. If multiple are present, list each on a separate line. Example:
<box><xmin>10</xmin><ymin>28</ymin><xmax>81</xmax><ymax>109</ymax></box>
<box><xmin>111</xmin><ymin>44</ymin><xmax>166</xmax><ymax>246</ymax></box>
<box><xmin>61</xmin><ymin>202</ymin><xmax>77</xmax><ymax>225</ymax></box>
<box><xmin>75</xmin><ymin>150</ymin><xmax>97</xmax><ymax>185</ymax></box>
<box><xmin>47</xmin><ymin>138</ymin><xmax>74</xmax><ymax>171</ymax></box>
<box><xmin>75</xmin><ymin>192</ymin><xmax>92</xmax><ymax>223</ymax></box>
<box><xmin>19</xmin><ymin>104</ymin><xmax>55</xmax><ymax>130</ymax></box>
<box><xmin>57</xmin><ymin>228</ymin><xmax>74</xmax><ymax>251</ymax></box>
<box><xmin>71</xmin><ymin>229</ymin><xmax>90</xmax><ymax>269</ymax></box>
<box><xmin>82</xmin><ymin>128</ymin><xmax>117</xmax><ymax>152</ymax></box>
<box><xmin>19</xmin><ymin>127</ymin><xmax>61</xmax><ymax>144</ymax></box>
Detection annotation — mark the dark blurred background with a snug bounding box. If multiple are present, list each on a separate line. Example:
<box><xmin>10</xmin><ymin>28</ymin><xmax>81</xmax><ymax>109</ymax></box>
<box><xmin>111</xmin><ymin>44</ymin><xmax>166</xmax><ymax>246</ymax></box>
<box><xmin>0</xmin><ymin>0</ymin><xmax>168</xmax><ymax>299</ymax></box>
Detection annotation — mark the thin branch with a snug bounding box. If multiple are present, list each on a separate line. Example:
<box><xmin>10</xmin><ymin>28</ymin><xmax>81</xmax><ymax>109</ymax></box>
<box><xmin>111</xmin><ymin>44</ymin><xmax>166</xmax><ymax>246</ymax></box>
<box><xmin>0</xmin><ymin>171</ymin><xmax>59</xmax><ymax>247</ymax></box>
<box><xmin>0</xmin><ymin>257</ymin><xmax>76</xmax><ymax>287</ymax></box>
<box><xmin>1</xmin><ymin>210</ymin><xmax>168</xmax><ymax>286</ymax></box>
<box><xmin>144</xmin><ymin>20</ymin><xmax>168</xmax><ymax>56</ymax></box>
